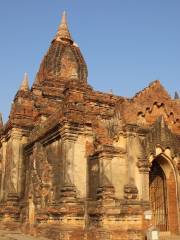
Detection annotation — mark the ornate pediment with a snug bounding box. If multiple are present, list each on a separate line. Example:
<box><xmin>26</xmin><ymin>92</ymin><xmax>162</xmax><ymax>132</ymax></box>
<box><xmin>137</xmin><ymin>102</ymin><xmax>179</xmax><ymax>133</ymax></box>
<box><xmin>145</xmin><ymin>116</ymin><xmax>180</xmax><ymax>157</ymax></box>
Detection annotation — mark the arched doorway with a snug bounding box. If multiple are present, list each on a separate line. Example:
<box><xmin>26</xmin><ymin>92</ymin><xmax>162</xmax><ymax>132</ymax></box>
<box><xmin>150</xmin><ymin>161</ymin><xmax>168</xmax><ymax>231</ymax></box>
<box><xmin>149</xmin><ymin>156</ymin><xmax>179</xmax><ymax>234</ymax></box>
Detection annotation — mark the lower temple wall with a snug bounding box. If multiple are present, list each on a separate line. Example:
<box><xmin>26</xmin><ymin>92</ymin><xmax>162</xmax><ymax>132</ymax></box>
<box><xmin>0</xmin><ymin>217</ymin><xmax>145</xmax><ymax>240</ymax></box>
<box><xmin>35</xmin><ymin>227</ymin><xmax>144</xmax><ymax>240</ymax></box>
<box><xmin>0</xmin><ymin>199</ymin><xmax>149</xmax><ymax>240</ymax></box>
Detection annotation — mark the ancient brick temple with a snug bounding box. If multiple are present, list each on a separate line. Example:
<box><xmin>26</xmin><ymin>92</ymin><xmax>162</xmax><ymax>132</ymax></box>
<box><xmin>0</xmin><ymin>12</ymin><xmax>179</xmax><ymax>240</ymax></box>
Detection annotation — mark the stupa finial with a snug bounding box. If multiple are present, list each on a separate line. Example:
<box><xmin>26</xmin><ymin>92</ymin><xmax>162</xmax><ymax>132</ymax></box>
<box><xmin>20</xmin><ymin>72</ymin><xmax>29</xmax><ymax>91</ymax></box>
<box><xmin>55</xmin><ymin>11</ymin><xmax>73</xmax><ymax>43</ymax></box>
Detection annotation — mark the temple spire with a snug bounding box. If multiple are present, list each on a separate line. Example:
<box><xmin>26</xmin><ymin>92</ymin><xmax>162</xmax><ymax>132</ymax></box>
<box><xmin>174</xmin><ymin>91</ymin><xmax>179</xmax><ymax>99</ymax></box>
<box><xmin>55</xmin><ymin>11</ymin><xmax>73</xmax><ymax>43</ymax></box>
<box><xmin>20</xmin><ymin>72</ymin><xmax>29</xmax><ymax>91</ymax></box>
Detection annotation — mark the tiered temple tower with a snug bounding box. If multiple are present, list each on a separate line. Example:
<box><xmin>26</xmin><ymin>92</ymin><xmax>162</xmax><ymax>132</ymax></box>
<box><xmin>0</xmin><ymin>12</ymin><xmax>179</xmax><ymax>240</ymax></box>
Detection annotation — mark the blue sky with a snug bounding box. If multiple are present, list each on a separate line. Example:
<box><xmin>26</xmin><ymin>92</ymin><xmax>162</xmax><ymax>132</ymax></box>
<box><xmin>0</xmin><ymin>0</ymin><xmax>180</xmax><ymax>121</ymax></box>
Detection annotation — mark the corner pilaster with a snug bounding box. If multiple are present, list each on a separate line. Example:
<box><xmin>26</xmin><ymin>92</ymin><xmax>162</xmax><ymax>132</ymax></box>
<box><xmin>59</xmin><ymin>122</ymin><xmax>78</xmax><ymax>203</ymax></box>
<box><xmin>96</xmin><ymin>145</ymin><xmax>116</xmax><ymax>206</ymax></box>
